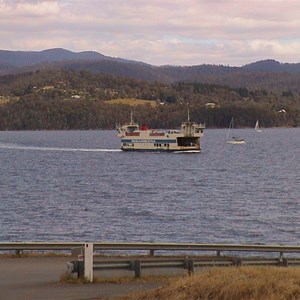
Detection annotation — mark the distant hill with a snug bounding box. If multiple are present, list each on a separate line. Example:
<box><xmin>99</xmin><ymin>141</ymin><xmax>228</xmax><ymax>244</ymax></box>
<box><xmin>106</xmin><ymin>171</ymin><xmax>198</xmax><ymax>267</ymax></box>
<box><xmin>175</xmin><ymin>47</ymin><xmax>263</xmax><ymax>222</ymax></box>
<box><xmin>1</xmin><ymin>49</ymin><xmax>300</xmax><ymax>92</ymax></box>
<box><xmin>243</xmin><ymin>59</ymin><xmax>300</xmax><ymax>73</ymax></box>
<box><xmin>0</xmin><ymin>48</ymin><xmax>115</xmax><ymax>67</ymax></box>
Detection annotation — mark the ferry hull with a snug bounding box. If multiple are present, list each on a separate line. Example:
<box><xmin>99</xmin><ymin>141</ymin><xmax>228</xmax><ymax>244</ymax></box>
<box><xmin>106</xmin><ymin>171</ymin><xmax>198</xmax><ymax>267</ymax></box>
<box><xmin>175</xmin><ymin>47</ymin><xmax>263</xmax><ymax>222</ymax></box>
<box><xmin>121</xmin><ymin>146</ymin><xmax>201</xmax><ymax>152</ymax></box>
<box><xmin>120</xmin><ymin>137</ymin><xmax>201</xmax><ymax>152</ymax></box>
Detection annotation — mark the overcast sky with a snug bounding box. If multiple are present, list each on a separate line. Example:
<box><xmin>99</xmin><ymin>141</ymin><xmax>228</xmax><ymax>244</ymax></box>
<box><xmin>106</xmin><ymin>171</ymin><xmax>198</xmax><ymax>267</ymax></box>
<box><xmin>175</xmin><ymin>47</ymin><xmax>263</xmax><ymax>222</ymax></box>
<box><xmin>1</xmin><ymin>0</ymin><xmax>300</xmax><ymax>66</ymax></box>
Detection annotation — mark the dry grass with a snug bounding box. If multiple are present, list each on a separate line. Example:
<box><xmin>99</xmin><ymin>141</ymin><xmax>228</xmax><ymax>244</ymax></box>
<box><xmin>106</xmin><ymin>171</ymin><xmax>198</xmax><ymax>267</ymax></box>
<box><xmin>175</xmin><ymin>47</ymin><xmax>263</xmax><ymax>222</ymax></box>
<box><xmin>92</xmin><ymin>274</ymin><xmax>172</xmax><ymax>285</ymax></box>
<box><xmin>118</xmin><ymin>267</ymin><xmax>300</xmax><ymax>300</ymax></box>
<box><xmin>59</xmin><ymin>271</ymin><xmax>79</xmax><ymax>284</ymax></box>
<box><xmin>59</xmin><ymin>271</ymin><xmax>91</xmax><ymax>284</ymax></box>
<box><xmin>60</xmin><ymin>272</ymin><xmax>171</xmax><ymax>285</ymax></box>
<box><xmin>104</xmin><ymin>98</ymin><xmax>157</xmax><ymax>107</ymax></box>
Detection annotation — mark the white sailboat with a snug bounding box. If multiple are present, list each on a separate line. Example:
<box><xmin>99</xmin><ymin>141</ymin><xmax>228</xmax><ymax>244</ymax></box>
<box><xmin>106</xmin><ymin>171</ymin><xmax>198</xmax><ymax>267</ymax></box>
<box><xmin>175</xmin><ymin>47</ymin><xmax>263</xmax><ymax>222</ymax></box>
<box><xmin>255</xmin><ymin>120</ymin><xmax>262</xmax><ymax>133</ymax></box>
<box><xmin>226</xmin><ymin>117</ymin><xmax>245</xmax><ymax>144</ymax></box>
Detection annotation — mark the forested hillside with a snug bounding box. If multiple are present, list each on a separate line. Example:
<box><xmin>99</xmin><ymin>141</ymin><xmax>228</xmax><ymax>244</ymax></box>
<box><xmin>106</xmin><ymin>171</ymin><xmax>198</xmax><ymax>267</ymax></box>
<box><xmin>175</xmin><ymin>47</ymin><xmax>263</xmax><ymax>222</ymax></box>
<box><xmin>2</xmin><ymin>49</ymin><xmax>300</xmax><ymax>93</ymax></box>
<box><xmin>0</xmin><ymin>69</ymin><xmax>299</xmax><ymax>130</ymax></box>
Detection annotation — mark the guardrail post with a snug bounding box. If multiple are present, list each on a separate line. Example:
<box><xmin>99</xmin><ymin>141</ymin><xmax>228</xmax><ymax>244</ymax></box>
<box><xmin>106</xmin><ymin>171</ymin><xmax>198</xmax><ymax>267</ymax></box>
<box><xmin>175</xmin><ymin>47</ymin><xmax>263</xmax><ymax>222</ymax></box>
<box><xmin>78</xmin><ymin>255</ymin><xmax>84</xmax><ymax>279</ymax></box>
<box><xmin>150</xmin><ymin>249</ymin><xmax>155</xmax><ymax>256</ymax></box>
<box><xmin>233</xmin><ymin>257</ymin><xmax>242</xmax><ymax>266</ymax></box>
<box><xmin>188</xmin><ymin>259</ymin><xmax>194</xmax><ymax>275</ymax></box>
<box><xmin>134</xmin><ymin>260</ymin><xmax>141</xmax><ymax>278</ymax></box>
<box><xmin>278</xmin><ymin>252</ymin><xmax>288</xmax><ymax>267</ymax></box>
<box><xmin>279</xmin><ymin>252</ymin><xmax>283</xmax><ymax>260</ymax></box>
<box><xmin>282</xmin><ymin>258</ymin><xmax>288</xmax><ymax>267</ymax></box>
<box><xmin>84</xmin><ymin>243</ymin><xmax>93</xmax><ymax>282</ymax></box>
<box><xmin>217</xmin><ymin>250</ymin><xmax>221</xmax><ymax>257</ymax></box>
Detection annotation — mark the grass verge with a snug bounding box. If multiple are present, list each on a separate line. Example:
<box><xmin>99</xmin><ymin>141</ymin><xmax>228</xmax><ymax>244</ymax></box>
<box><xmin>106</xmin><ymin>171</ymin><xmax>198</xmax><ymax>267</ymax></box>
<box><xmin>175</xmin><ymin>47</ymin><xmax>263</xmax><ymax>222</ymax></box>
<box><xmin>59</xmin><ymin>271</ymin><xmax>172</xmax><ymax>285</ymax></box>
<box><xmin>117</xmin><ymin>266</ymin><xmax>300</xmax><ymax>300</ymax></box>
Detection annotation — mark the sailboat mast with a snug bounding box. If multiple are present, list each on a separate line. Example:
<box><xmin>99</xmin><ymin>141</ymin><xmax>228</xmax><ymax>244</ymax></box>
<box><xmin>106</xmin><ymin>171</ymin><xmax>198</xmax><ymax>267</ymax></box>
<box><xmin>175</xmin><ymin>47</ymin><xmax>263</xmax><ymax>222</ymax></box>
<box><xmin>226</xmin><ymin>118</ymin><xmax>233</xmax><ymax>140</ymax></box>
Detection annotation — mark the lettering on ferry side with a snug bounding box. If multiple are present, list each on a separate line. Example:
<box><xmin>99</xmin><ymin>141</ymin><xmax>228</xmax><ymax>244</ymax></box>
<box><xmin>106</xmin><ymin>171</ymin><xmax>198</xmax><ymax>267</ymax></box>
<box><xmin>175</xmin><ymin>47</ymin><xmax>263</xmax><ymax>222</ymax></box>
<box><xmin>135</xmin><ymin>139</ymin><xmax>156</xmax><ymax>143</ymax></box>
<box><xmin>121</xmin><ymin>139</ymin><xmax>177</xmax><ymax>143</ymax></box>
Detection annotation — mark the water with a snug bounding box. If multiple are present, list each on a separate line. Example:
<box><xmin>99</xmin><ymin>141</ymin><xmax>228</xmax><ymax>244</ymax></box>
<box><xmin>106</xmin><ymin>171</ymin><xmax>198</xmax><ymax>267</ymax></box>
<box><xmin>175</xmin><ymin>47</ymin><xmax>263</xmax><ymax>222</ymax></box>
<box><xmin>0</xmin><ymin>128</ymin><xmax>299</xmax><ymax>245</ymax></box>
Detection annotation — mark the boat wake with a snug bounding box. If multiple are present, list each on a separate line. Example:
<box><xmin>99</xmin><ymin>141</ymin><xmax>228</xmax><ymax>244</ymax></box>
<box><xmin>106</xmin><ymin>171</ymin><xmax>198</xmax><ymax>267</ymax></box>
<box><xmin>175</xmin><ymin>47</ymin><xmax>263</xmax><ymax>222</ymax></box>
<box><xmin>0</xmin><ymin>143</ymin><xmax>121</xmax><ymax>152</ymax></box>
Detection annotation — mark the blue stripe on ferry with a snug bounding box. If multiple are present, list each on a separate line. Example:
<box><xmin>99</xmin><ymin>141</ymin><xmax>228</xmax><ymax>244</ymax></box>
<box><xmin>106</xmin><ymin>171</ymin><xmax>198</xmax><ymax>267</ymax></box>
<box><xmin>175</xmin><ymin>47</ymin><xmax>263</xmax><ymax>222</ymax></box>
<box><xmin>121</xmin><ymin>139</ymin><xmax>177</xmax><ymax>143</ymax></box>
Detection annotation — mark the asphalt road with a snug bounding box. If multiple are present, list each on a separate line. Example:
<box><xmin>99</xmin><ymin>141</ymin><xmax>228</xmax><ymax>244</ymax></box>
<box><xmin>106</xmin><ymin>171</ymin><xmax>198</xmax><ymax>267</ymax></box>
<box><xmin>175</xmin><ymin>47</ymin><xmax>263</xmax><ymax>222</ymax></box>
<box><xmin>0</xmin><ymin>255</ymin><xmax>166</xmax><ymax>300</ymax></box>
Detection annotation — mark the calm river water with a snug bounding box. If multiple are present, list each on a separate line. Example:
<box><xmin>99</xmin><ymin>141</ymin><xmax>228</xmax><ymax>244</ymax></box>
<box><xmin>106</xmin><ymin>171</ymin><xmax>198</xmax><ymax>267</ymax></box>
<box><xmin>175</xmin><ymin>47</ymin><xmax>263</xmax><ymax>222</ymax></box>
<box><xmin>0</xmin><ymin>128</ymin><xmax>299</xmax><ymax>245</ymax></box>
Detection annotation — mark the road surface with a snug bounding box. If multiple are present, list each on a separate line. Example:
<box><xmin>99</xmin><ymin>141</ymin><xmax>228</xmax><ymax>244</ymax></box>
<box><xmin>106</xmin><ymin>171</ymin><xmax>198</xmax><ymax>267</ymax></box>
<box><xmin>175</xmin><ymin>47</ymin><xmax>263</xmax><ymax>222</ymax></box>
<box><xmin>0</xmin><ymin>255</ymin><xmax>168</xmax><ymax>300</ymax></box>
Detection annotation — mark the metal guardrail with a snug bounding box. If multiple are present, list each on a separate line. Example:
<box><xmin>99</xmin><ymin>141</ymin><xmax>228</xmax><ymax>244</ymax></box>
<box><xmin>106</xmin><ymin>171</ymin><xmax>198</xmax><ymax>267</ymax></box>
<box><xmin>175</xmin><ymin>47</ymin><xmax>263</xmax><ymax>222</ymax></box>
<box><xmin>0</xmin><ymin>242</ymin><xmax>83</xmax><ymax>251</ymax></box>
<box><xmin>73</xmin><ymin>255</ymin><xmax>300</xmax><ymax>279</ymax></box>
<box><xmin>2</xmin><ymin>242</ymin><xmax>300</xmax><ymax>280</ymax></box>
<box><xmin>1</xmin><ymin>242</ymin><xmax>300</xmax><ymax>255</ymax></box>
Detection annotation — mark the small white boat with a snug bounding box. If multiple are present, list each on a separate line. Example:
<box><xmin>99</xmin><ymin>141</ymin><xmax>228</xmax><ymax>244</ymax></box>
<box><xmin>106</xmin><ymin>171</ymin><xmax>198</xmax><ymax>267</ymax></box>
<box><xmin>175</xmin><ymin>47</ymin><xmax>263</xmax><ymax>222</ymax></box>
<box><xmin>255</xmin><ymin>120</ymin><xmax>262</xmax><ymax>133</ymax></box>
<box><xmin>226</xmin><ymin>138</ymin><xmax>245</xmax><ymax>145</ymax></box>
<box><xmin>226</xmin><ymin>118</ymin><xmax>245</xmax><ymax>144</ymax></box>
<box><xmin>117</xmin><ymin>112</ymin><xmax>205</xmax><ymax>152</ymax></box>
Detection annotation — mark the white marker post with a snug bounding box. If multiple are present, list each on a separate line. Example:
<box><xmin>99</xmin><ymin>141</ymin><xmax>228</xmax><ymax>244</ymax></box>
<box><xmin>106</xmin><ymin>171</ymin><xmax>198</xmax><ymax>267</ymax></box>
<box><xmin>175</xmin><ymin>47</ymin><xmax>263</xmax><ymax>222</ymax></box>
<box><xmin>84</xmin><ymin>243</ymin><xmax>94</xmax><ymax>282</ymax></box>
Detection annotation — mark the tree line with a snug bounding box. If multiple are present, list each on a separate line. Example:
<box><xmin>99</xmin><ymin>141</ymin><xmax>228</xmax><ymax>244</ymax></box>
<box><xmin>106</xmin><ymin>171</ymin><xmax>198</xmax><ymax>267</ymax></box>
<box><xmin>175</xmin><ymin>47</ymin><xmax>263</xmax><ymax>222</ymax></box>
<box><xmin>0</xmin><ymin>69</ymin><xmax>299</xmax><ymax>130</ymax></box>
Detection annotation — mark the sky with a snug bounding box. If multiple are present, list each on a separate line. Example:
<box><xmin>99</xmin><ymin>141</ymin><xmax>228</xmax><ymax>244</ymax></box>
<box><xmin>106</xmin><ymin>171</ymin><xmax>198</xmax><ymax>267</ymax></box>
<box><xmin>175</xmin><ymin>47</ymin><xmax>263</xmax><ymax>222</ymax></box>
<box><xmin>1</xmin><ymin>0</ymin><xmax>300</xmax><ymax>66</ymax></box>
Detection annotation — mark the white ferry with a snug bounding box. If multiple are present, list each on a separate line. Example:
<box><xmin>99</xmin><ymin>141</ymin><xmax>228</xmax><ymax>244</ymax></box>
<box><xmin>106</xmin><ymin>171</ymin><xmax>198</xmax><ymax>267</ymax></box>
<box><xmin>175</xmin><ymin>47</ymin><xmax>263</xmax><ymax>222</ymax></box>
<box><xmin>117</xmin><ymin>113</ymin><xmax>205</xmax><ymax>152</ymax></box>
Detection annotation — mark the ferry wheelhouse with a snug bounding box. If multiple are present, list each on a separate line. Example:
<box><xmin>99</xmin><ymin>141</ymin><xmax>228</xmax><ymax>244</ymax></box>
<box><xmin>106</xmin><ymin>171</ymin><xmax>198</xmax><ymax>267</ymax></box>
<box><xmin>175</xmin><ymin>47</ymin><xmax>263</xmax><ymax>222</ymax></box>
<box><xmin>117</xmin><ymin>114</ymin><xmax>205</xmax><ymax>152</ymax></box>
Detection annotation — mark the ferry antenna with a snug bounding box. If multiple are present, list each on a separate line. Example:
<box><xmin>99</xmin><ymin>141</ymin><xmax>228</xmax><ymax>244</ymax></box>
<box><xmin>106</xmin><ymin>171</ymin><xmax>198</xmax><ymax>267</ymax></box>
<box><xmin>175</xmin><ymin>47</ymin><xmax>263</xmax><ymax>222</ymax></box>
<box><xmin>130</xmin><ymin>111</ymin><xmax>133</xmax><ymax>125</ymax></box>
